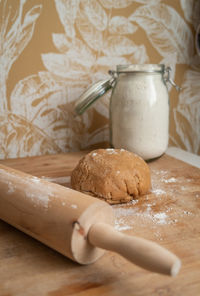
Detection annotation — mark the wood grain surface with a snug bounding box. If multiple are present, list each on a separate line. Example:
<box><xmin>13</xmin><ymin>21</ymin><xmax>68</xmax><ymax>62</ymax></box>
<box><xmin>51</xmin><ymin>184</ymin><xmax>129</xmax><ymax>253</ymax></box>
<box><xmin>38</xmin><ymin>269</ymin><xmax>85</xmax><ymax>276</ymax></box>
<box><xmin>0</xmin><ymin>152</ymin><xmax>200</xmax><ymax>296</ymax></box>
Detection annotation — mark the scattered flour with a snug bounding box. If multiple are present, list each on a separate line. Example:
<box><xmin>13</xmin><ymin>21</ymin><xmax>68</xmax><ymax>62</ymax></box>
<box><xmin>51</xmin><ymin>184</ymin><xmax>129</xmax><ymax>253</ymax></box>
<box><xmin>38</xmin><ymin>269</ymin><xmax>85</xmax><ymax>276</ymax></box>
<box><xmin>115</xmin><ymin>222</ymin><xmax>132</xmax><ymax>231</ymax></box>
<box><xmin>151</xmin><ymin>188</ymin><xmax>166</xmax><ymax>195</ymax></box>
<box><xmin>114</xmin><ymin>203</ymin><xmax>170</xmax><ymax>232</ymax></box>
<box><xmin>183</xmin><ymin>210</ymin><xmax>192</xmax><ymax>215</ymax></box>
<box><xmin>106</xmin><ymin>148</ymin><xmax>118</xmax><ymax>154</ymax></box>
<box><xmin>113</xmin><ymin>200</ymin><xmax>196</xmax><ymax>232</ymax></box>
<box><xmin>163</xmin><ymin>177</ymin><xmax>177</xmax><ymax>183</ymax></box>
<box><xmin>155</xmin><ymin>170</ymin><xmax>168</xmax><ymax>175</ymax></box>
<box><xmin>62</xmin><ymin>202</ymin><xmax>77</xmax><ymax>209</ymax></box>
<box><xmin>152</xmin><ymin>213</ymin><xmax>168</xmax><ymax>225</ymax></box>
<box><xmin>25</xmin><ymin>191</ymin><xmax>49</xmax><ymax>209</ymax></box>
<box><xmin>31</xmin><ymin>176</ymin><xmax>41</xmax><ymax>183</ymax></box>
<box><xmin>24</xmin><ymin>176</ymin><xmax>59</xmax><ymax>209</ymax></box>
<box><xmin>112</xmin><ymin>168</ymin><xmax>198</xmax><ymax>233</ymax></box>
<box><xmin>0</xmin><ymin>168</ymin><xmax>52</xmax><ymax>209</ymax></box>
<box><xmin>7</xmin><ymin>181</ymin><xmax>16</xmax><ymax>193</ymax></box>
<box><xmin>129</xmin><ymin>199</ymin><xmax>139</xmax><ymax>205</ymax></box>
<box><xmin>114</xmin><ymin>203</ymin><xmax>195</xmax><ymax>232</ymax></box>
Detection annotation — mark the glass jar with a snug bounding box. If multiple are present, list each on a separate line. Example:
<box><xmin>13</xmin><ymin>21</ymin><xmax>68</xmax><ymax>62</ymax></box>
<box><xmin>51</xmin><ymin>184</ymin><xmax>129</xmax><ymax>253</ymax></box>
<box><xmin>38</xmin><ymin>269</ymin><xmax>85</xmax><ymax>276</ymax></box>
<box><xmin>109</xmin><ymin>64</ymin><xmax>169</xmax><ymax>160</ymax></box>
<box><xmin>75</xmin><ymin>64</ymin><xmax>179</xmax><ymax>160</ymax></box>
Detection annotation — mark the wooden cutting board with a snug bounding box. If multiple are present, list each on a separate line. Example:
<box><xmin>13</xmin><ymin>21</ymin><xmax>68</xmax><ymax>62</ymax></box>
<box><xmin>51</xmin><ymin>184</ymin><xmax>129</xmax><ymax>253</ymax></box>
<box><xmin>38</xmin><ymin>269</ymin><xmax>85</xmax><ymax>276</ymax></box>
<box><xmin>0</xmin><ymin>151</ymin><xmax>200</xmax><ymax>296</ymax></box>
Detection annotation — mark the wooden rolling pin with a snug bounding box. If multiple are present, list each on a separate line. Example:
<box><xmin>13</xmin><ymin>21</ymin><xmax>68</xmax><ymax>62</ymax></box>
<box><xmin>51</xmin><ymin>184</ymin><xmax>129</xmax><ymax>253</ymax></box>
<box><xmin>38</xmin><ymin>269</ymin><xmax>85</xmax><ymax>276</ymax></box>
<box><xmin>0</xmin><ymin>164</ymin><xmax>181</xmax><ymax>276</ymax></box>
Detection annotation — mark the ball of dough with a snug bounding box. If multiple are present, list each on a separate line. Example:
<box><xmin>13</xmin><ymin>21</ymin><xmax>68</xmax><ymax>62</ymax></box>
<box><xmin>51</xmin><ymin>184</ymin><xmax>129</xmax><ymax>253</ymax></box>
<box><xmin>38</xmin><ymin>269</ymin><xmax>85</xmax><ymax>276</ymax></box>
<box><xmin>71</xmin><ymin>148</ymin><xmax>151</xmax><ymax>204</ymax></box>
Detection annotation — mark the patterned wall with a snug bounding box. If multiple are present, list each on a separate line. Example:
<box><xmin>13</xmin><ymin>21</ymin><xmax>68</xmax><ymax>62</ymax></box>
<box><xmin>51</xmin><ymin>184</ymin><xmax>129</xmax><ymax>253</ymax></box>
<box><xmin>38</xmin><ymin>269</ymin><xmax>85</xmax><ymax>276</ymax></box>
<box><xmin>0</xmin><ymin>0</ymin><xmax>200</xmax><ymax>159</ymax></box>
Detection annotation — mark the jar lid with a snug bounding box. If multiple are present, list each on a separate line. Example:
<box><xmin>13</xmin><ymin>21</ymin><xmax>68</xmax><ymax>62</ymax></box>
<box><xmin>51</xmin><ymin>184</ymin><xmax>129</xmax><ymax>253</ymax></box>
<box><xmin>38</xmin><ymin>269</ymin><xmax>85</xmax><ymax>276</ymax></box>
<box><xmin>75</xmin><ymin>78</ymin><xmax>114</xmax><ymax>115</ymax></box>
<box><xmin>116</xmin><ymin>64</ymin><xmax>165</xmax><ymax>73</ymax></box>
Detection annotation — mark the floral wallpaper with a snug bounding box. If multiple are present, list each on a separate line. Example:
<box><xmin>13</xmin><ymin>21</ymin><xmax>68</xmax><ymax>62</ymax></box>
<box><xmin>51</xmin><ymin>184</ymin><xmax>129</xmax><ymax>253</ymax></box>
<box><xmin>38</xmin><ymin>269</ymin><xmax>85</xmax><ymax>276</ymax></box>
<box><xmin>0</xmin><ymin>0</ymin><xmax>200</xmax><ymax>159</ymax></box>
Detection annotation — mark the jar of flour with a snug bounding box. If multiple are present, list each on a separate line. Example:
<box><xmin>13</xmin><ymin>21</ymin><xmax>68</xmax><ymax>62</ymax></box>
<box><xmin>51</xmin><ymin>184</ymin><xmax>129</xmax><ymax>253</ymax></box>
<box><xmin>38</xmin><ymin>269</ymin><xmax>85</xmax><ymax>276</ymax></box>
<box><xmin>75</xmin><ymin>64</ymin><xmax>179</xmax><ymax>160</ymax></box>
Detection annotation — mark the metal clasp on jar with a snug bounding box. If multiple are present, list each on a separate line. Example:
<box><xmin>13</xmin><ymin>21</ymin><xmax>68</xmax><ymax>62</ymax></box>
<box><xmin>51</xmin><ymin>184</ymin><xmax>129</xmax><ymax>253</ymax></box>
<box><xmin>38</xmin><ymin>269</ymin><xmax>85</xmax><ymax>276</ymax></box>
<box><xmin>108</xmin><ymin>70</ymin><xmax>118</xmax><ymax>86</ymax></box>
<box><xmin>164</xmin><ymin>67</ymin><xmax>181</xmax><ymax>91</ymax></box>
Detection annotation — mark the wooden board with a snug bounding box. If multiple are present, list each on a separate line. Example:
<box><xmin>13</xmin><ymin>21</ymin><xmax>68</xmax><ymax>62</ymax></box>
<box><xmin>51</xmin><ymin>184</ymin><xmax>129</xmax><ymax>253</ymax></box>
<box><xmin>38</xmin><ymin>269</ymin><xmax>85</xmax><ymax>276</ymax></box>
<box><xmin>0</xmin><ymin>152</ymin><xmax>200</xmax><ymax>296</ymax></box>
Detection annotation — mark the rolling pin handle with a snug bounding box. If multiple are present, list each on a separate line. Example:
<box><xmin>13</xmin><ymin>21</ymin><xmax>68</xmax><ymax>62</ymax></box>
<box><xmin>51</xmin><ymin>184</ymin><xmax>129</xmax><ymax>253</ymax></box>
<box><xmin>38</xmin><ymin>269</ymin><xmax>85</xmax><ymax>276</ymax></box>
<box><xmin>88</xmin><ymin>223</ymin><xmax>181</xmax><ymax>276</ymax></box>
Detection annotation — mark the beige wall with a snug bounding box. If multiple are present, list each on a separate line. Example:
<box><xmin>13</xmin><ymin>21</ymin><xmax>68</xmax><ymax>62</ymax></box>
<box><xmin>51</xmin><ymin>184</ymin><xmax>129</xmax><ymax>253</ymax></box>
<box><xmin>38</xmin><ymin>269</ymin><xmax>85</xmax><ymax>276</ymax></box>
<box><xmin>0</xmin><ymin>0</ymin><xmax>200</xmax><ymax>158</ymax></box>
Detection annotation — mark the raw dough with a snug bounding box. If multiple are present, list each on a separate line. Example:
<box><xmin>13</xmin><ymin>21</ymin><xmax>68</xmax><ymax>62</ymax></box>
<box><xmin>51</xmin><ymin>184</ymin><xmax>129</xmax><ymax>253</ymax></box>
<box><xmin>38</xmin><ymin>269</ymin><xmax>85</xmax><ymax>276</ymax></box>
<box><xmin>71</xmin><ymin>148</ymin><xmax>151</xmax><ymax>204</ymax></box>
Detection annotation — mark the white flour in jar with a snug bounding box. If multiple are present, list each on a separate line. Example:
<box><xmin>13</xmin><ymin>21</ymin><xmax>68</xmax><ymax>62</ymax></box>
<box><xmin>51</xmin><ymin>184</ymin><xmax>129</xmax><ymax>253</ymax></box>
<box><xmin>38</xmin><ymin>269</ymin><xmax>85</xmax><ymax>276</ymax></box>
<box><xmin>110</xmin><ymin>64</ymin><xmax>169</xmax><ymax>160</ymax></box>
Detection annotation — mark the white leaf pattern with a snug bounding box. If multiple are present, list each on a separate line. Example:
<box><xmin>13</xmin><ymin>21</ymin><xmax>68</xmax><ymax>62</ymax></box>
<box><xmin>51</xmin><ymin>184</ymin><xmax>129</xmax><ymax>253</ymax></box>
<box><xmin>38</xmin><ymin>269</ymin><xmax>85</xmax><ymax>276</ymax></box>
<box><xmin>130</xmin><ymin>44</ymin><xmax>149</xmax><ymax>64</ymax></box>
<box><xmin>2</xmin><ymin>2</ymin><xmax>42</xmax><ymax>71</ymax></box>
<box><xmin>23</xmin><ymin>5</ymin><xmax>42</xmax><ymax>26</ymax></box>
<box><xmin>179</xmin><ymin>70</ymin><xmax>200</xmax><ymax>105</ymax></box>
<box><xmin>76</xmin><ymin>10</ymin><xmax>103</xmax><ymax>51</ymax></box>
<box><xmin>173</xmin><ymin>69</ymin><xmax>200</xmax><ymax>154</ymax></box>
<box><xmin>64</xmin><ymin>39</ymin><xmax>96</xmax><ymax>68</ymax></box>
<box><xmin>103</xmin><ymin>35</ymin><xmax>136</xmax><ymax>56</ymax></box>
<box><xmin>7</xmin><ymin>5</ymin><xmax>42</xmax><ymax>62</ymax></box>
<box><xmin>129</xmin><ymin>4</ymin><xmax>194</xmax><ymax>64</ymax></box>
<box><xmin>10</xmin><ymin>74</ymin><xmax>93</xmax><ymax>154</ymax></box>
<box><xmin>52</xmin><ymin>34</ymin><xmax>95</xmax><ymax>68</ymax></box>
<box><xmin>41</xmin><ymin>53</ymin><xmax>89</xmax><ymax>79</ymax></box>
<box><xmin>96</xmin><ymin>56</ymin><xmax>129</xmax><ymax>67</ymax></box>
<box><xmin>81</xmin><ymin>0</ymin><xmax>108</xmax><ymax>31</ymax></box>
<box><xmin>99</xmin><ymin>0</ymin><xmax>133</xmax><ymax>9</ymax></box>
<box><xmin>180</xmin><ymin>0</ymin><xmax>194</xmax><ymax>23</ymax></box>
<box><xmin>133</xmin><ymin>0</ymin><xmax>161</xmax><ymax>3</ymax></box>
<box><xmin>0</xmin><ymin>112</ymin><xmax>62</xmax><ymax>158</ymax></box>
<box><xmin>52</xmin><ymin>33</ymin><xmax>71</xmax><ymax>53</ymax></box>
<box><xmin>108</xmin><ymin>16</ymin><xmax>138</xmax><ymax>35</ymax></box>
<box><xmin>10</xmin><ymin>73</ymin><xmax>64</xmax><ymax>123</ymax></box>
<box><xmin>0</xmin><ymin>0</ymin><xmax>42</xmax><ymax>113</ymax></box>
<box><xmin>180</xmin><ymin>0</ymin><xmax>200</xmax><ymax>29</ymax></box>
<box><xmin>54</xmin><ymin>0</ymin><xmax>80</xmax><ymax>38</ymax></box>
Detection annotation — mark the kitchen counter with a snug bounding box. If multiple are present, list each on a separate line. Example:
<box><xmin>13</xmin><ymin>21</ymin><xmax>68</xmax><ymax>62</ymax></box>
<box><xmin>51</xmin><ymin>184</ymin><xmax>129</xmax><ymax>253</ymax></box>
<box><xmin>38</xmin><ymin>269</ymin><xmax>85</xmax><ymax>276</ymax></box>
<box><xmin>166</xmin><ymin>147</ymin><xmax>200</xmax><ymax>168</ymax></box>
<box><xmin>0</xmin><ymin>148</ymin><xmax>199</xmax><ymax>296</ymax></box>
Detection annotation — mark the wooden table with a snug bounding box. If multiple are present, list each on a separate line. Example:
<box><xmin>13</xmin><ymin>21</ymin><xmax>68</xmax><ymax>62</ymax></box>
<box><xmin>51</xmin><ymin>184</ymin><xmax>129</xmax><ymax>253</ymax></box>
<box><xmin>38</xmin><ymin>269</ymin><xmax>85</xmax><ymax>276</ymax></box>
<box><xmin>0</xmin><ymin>151</ymin><xmax>200</xmax><ymax>296</ymax></box>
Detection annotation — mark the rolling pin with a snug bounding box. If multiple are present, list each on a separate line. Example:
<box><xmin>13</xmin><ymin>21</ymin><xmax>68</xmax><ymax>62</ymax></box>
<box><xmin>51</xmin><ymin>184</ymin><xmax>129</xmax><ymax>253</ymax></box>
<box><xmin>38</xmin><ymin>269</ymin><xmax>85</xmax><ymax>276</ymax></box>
<box><xmin>0</xmin><ymin>164</ymin><xmax>181</xmax><ymax>276</ymax></box>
